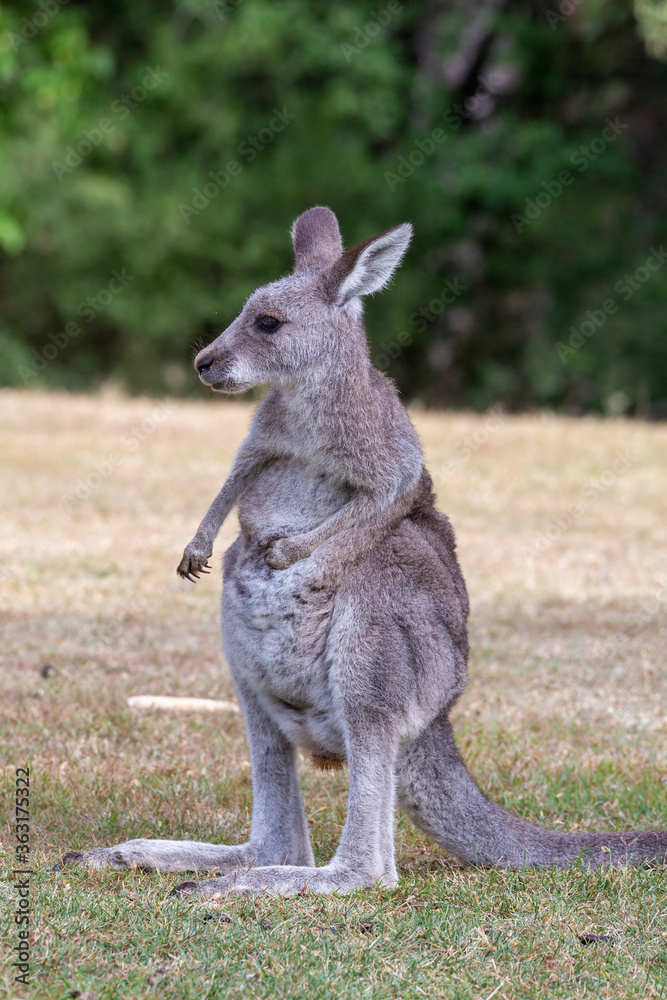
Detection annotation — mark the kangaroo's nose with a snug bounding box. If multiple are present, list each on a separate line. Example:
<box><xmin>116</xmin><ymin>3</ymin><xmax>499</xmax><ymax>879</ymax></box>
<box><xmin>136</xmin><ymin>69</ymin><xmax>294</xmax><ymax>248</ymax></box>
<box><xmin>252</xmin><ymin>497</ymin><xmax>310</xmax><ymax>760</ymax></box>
<box><xmin>195</xmin><ymin>355</ymin><xmax>214</xmax><ymax>374</ymax></box>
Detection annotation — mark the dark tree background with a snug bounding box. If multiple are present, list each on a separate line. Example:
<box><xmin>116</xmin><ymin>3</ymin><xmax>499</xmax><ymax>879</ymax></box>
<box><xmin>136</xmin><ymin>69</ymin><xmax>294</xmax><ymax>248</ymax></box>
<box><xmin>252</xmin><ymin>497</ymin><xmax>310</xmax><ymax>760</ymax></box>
<box><xmin>1</xmin><ymin>0</ymin><xmax>667</xmax><ymax>414</ymax></box>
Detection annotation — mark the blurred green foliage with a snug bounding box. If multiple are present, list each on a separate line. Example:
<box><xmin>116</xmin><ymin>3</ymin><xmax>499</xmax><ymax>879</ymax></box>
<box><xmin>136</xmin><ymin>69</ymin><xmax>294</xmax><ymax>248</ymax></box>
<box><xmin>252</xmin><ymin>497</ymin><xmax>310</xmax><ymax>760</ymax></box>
<box><xmin>1</xmin><ymin>0</ymin><xmax>667</xmax><ymax>413</ymax></box>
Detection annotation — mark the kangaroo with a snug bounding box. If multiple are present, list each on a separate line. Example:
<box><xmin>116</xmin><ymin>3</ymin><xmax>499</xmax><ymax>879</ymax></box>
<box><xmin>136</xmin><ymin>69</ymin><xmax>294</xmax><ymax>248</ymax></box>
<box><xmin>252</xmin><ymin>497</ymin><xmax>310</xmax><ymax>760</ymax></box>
<box><xmin>60</xmin><ymin>207</ymin><xmax>666</xmax><ymax>896</ymax></box>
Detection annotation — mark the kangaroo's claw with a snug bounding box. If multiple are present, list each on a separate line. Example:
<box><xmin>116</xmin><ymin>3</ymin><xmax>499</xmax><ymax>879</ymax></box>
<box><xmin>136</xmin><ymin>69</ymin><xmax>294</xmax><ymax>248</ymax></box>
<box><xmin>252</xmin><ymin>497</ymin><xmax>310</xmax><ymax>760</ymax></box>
<box><xmin>177</xmin><ymin>544</ymin><xmax>212</xmax><ymax>581</ymax></box>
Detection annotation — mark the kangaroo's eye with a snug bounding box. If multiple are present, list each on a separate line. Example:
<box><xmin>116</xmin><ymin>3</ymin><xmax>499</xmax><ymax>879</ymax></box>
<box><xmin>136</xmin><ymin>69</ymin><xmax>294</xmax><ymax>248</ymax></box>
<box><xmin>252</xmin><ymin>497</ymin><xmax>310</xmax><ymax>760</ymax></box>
<box><xmin>256</xmin><ymin>315</ymin><xmax>282</xmax><ymax>333</ymax></box>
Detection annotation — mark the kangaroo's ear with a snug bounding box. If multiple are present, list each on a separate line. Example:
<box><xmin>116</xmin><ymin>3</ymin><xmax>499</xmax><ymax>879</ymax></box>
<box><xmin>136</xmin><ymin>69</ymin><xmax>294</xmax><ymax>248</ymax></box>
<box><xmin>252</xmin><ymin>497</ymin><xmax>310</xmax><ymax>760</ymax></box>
<box><xmin>292</xmin><ymin>206</ymin><xmax>343</xmax><ymax>272</ymax></box>
<box><xmin>323</xmin><ymin>223</ymin><xmax>412</xmax><ymax>307</ymax></box>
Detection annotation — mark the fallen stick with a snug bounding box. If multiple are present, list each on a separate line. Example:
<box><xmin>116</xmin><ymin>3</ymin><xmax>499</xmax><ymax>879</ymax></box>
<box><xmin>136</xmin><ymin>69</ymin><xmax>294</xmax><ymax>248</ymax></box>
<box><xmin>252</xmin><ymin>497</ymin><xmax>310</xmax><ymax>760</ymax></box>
<box><xmin>127</xmin><ymin>695</ymin><xmax>240</xmax><ymax>714</ymax></box>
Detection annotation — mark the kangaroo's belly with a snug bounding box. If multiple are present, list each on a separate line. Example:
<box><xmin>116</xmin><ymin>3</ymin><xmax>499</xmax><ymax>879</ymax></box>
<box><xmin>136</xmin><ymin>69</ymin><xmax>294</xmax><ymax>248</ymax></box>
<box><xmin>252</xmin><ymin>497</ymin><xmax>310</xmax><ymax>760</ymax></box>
<box><xmin>221</xmin><ymin>538</ymin><xmax>346</xmax><ymax>763</ymax></box>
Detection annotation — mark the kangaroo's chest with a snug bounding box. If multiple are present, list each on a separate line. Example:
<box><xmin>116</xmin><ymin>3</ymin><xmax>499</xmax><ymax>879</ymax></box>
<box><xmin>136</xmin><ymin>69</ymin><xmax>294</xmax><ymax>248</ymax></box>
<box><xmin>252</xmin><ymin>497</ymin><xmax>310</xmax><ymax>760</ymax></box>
<box><xmin>237</xmin><ymin>456</ymin><xmax>352</xmax><ymax>541</ymax></box>
<box><xmin>221</xmin><ymin>539</ymin><xmax>346</xmax><ymax>760</ymax></box>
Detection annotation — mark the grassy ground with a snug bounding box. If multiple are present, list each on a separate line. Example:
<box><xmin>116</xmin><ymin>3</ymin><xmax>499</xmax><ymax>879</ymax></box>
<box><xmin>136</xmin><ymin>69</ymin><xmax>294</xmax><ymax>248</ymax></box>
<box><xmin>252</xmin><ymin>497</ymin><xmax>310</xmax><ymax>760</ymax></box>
<box><xmin>0</xmin><ymin>388</ymin><xmax>665</xmax><ymax>999</ymax></box>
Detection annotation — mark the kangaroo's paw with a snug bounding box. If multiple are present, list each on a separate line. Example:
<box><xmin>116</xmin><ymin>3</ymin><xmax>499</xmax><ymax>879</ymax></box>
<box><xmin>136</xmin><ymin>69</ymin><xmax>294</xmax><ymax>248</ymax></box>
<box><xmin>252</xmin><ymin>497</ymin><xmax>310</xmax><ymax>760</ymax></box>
<box><xmin>54</xmin><ymin>838</ymin><xmax>255</xmax><ymax>874</ymax></box>
<box><xmin>266</xmin><ymin>542</ymin><xmax>343</xmax><ymax>588</ymax></box>
<box><xmin>172</xmin><ymin>863</ymin><xmax>392</xmax><ymax>899</ymax></box>
<box><xmin>265</xmin><ymin>536</ymin><xmax>310</xmax><ymax>570</ymax></box>
<box><xmin>254</xmin><ymin>528</ymin><xmax>284</xmax><ymax>549</ymax></box>
<box><xmin>177</xmin><ymin>540</ymin><xmax>212</xmax><ymax>582</ymax></box>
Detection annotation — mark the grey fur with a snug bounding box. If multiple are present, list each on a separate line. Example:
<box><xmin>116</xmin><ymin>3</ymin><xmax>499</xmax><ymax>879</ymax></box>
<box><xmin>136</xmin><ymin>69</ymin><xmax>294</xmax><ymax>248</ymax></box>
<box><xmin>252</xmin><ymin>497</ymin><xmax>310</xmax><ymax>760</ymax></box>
<box><xmin>62</xmin><ymin>207</ymin><xmax>666</xmax><ymax>896</ymax></box>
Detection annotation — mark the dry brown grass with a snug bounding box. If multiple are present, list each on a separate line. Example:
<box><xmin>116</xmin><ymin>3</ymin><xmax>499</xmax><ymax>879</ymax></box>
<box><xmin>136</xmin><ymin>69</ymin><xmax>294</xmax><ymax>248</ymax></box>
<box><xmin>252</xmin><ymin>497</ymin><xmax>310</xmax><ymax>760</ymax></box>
<box><xmin>0</xmin><ymin>389</ymin><xmax>665</xmax><ymax>854</ymax></box>
<box><xmin>1</xmin><ymin>389</ymin><xmax>666</xmax><ymax>999</ymax></box>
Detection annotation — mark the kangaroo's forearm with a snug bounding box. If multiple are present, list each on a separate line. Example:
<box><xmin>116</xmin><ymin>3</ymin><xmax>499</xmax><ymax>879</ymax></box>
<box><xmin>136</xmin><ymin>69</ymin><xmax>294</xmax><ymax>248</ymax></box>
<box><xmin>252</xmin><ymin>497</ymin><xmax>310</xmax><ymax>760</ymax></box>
<box><xmin>301</xmin><ymin>496</ymin><xmax>390</xmax><ymax>550</ymax></box>
<box><xmin>178</xmin><ymin>448</ymin><xmax>274</xmax><ymax>579</ymax></box>
<box><xmin>265</xmin><ymin>469</ymin><xmax>429</xmax><ymax>574</ymax></box>
<box><xmin>269</xmin><ymin>474</ymin><xmax>422</xmax><ymax>574</ymax></box>
<box><xmin>194</xmin><ymin>453</ymin><xmax>269</xmax><ymax>546</ymax></box>
<box><xmin>301</xmin><ymin>471</ymin><xmax>423</xmax><ymax>551</ymax></box>
<box><xmin>194</xmin><ymin>481</ymin><xmax>241</xmax><ymax>547</ymax></box>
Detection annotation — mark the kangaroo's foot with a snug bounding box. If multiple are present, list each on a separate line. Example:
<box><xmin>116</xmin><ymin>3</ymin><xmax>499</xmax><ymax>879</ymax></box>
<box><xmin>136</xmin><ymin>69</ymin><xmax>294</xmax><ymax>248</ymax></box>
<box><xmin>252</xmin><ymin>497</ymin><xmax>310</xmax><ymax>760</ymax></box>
<box><xmin>172</xmin><ymin>862</ymin><xmax>397</xmax><ymax>899</ymax></box>
<box><xmin>54</xmin><ymin>838</ymin><xmax>259</xmax><ymax>873</ymax></box>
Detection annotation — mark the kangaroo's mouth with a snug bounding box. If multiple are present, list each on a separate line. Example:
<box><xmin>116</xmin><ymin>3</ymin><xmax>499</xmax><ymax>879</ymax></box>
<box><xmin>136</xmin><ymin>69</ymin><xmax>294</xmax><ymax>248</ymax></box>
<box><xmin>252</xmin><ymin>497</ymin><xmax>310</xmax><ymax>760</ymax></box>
<box><xmin>204</xmin><ymin>374</ymin><xmax>254</xmax><ymax>394</ymax></box>
<box><xmin>194</xmin><ymin>350</ymin><xmax>255</xmax><ymax>393</ymax></box>
<box><xmin>197</xmin><ymin>363</ymin><xmax>236</xmax><ymax>391</ymax></box>
<box><xmin>209</xmin><ymin>378</ymin><xmax>237</xmax><ymax>392</ymax></box>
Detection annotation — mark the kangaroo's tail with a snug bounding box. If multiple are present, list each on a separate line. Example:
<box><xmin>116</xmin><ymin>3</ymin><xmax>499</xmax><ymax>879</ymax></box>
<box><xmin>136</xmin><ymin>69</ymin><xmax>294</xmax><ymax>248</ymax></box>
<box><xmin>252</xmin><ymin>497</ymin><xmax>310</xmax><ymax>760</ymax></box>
<box><xmin>397</xmin><ymin>713</ymin><xmax>666</xmax><ymax>868</ymax></box>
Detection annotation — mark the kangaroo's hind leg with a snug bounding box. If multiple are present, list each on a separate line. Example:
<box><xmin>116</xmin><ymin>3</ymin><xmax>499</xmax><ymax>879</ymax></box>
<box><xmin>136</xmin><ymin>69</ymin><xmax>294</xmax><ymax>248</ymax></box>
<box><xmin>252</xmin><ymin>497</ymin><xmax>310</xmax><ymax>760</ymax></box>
<box><xmin>171</xmin><ymin>706</ymin><xmax>402</xmax><ymax>898</ymax></box>
<box><xmin>57</xmin><ymin>675</ymin><xmax>314</xmax><ymax>874</ymax></box>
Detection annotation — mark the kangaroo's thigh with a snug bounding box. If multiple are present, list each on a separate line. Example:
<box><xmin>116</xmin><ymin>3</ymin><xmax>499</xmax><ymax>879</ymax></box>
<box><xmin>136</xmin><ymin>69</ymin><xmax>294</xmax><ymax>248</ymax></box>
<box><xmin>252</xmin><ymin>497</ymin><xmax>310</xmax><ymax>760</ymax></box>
<box><xmin>331</xmin><ymin>520</ymin><xmax>468</xmax><ymax>719</ymax></box>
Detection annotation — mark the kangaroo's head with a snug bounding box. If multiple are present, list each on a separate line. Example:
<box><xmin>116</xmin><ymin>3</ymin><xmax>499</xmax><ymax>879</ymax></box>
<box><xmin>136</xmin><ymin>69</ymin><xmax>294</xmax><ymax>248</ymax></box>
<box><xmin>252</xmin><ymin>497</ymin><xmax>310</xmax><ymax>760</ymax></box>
<box><xmin>194</xmin><ymin>207</ymin><xmax>412</xmax><ymax>392</ymax></box>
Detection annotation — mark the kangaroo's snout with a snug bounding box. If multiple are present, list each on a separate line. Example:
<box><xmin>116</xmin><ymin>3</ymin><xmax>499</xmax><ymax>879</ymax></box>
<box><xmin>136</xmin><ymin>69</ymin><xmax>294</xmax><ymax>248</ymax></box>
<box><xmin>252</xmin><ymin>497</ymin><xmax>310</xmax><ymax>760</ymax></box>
<box><xmin>195</xmin><ymin>354</ymin><xmax>214</xmax><ymax>374</ymax></box>
<box><xmin>193</xmin><ymin>344</ymin><xmax>232</xmax><ymax>389</ymax></box>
